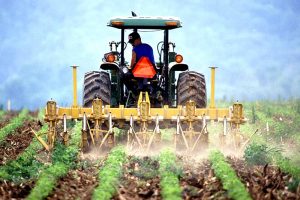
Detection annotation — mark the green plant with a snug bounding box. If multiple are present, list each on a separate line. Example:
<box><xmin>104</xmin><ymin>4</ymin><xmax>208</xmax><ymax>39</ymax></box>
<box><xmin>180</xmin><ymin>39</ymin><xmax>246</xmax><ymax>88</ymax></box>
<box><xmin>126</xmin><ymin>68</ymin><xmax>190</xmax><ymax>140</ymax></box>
<box><xmin>161</xmin><ymin>128</ymin><xmax>175</xmax><ymax>141</ymax></box>
<box><xmin>0</xmin><ymin>125</ymin><xmax>48</xmax><ymax>182</ymax></box>
<box><xmin>244</xmin><ymin>142</ymin><xmax>271</xmax><ymax>165</ymax></box>
<box><xmin>0</xmin><ymin>110</ymin><xmax>5</xmax><ymax>120</ymax></box>
<box><xmin>0</xmin><ymin>109</ymin><xmax>29</xmax><ymax>142</ymax></box>
<box><xmin>128</xmin><ymin>156</ymin><xmax>159</xmax><ymax>179</ymax></box>
<box><xmin>37</xmin><ymin>108</ymin><xmax>45</xmax><ymax>121</ymax></box>
<box><xmin>158</xmin><ymin>149</ymin><xmax>182</xmax><ymax>200</ymax></box>
<box><xmin>92</xmin><ymin>146</ymin><xmax>127</xmax><ymax>200</ymax></box>
<box><xmin>26</xmin><ymin>121</ymin><xmax>82</xmax><ymax>200</ymax></box>
<box><xmin>251</xmin><ymin>105</ymin><xmax>257</xmax><ymax>124</ymax></box>
<box><xmin>209</xmin><ymin>150</ymin><xmax>251</xmax><ymax>200</ymax></box>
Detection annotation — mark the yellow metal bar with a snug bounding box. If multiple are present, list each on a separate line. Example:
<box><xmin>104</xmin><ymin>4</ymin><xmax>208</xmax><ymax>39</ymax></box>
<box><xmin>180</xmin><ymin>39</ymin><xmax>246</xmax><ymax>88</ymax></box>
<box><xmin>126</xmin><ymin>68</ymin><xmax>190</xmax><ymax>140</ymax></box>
<box><xmin>71</xmin><ymin>66</ymin><xmax>78</xmax><ymax>107</ymax></box>
<box><xmin>209</xmin><ymin>66</ymin><xmax>217</xmax><ymax>109</ymax></box>
<box><xmin>56</xmin><ymin>106</ymin><xmax>230</xmax><ymax>120</ymax></box>
<box><xmin>31</xmin><ymin>128</ymin><xmax>50</xmax><ymax>151</ymax></box>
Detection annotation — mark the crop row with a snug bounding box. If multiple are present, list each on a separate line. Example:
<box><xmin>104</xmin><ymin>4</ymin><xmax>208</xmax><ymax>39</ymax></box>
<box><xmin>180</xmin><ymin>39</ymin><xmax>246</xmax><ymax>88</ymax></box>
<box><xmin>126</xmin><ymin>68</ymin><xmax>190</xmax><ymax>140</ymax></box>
<box><xmin>92</xmin><ymin>146</ymin><xmax>127</xmax><ymax>200</ymax></box>
<box><xmin>0</xmin><ymin>109</ymin><xmax>29</xmax><ymax>142</ymax></box>
<box><xmin>26</xmin><ymin>121</ymin><xmax>82</xmax><ymax>200</ymax></box>
<box><xmin>0</xmin><ymin>108</ymin><xmax>46</xmax><ymax>182</ymax></box>
<box><xmin>0</xmin><ymin>110</ymin><xmax>5</xmax><ymax>119</ymax></box>
<box><xmin>158</xmin><ymin>149</ymin><xmax>182</xmax><ymax>200</ymax></box>
<box><xmin>209</xmin><ymin>150</ymin><xmax>252</xmax><ymax>200</ymax></box>
<box><xmin>0</xmin><ymin>125</ymin><xmax>48</xmax><ymax>182</ymax></box>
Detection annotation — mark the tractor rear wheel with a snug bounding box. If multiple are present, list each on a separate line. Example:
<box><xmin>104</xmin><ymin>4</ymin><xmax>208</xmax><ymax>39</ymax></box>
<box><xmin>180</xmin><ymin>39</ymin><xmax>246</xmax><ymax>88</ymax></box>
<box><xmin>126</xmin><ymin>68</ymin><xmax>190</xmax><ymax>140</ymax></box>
<box><xmin>83</xmin><ymin>71</ymin><xmax>111</xmax><ymax>107</ymax></box>
<box><xmin>82</xmin><ymin>71</ymin><xmax>111</xmax><ymax>152</ymax></box>
<box><xmin>177</xmin><ymin>71</ymin><xmax>208</xmax><ymax>150</ymax></box>
<box><xmin>177</xmin><ymin>71</ymin><xmax>207</xmax><ymax>108</ymax></box>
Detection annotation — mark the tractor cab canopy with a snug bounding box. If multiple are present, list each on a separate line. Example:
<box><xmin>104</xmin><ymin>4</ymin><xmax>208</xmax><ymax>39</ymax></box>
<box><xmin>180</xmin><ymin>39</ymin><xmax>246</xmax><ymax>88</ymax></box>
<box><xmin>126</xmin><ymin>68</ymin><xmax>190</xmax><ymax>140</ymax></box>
<box><xmin>108</xmin><ymin>16</ymin><xmax>182</xmax><ymax>29</ymax></box>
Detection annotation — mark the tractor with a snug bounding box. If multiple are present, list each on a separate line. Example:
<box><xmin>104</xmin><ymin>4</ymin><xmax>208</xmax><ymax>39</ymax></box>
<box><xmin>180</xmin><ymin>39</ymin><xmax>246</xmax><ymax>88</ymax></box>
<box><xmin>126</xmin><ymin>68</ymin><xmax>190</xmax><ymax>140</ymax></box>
<box><xmin>39</xmin><ymin>15</ymin><xmax>246</xmax><ymax>153</ymax></box>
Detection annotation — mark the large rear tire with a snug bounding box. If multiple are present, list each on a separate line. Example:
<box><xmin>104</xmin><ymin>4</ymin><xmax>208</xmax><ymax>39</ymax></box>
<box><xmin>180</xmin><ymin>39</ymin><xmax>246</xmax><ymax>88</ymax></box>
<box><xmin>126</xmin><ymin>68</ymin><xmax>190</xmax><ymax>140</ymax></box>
<box><xmin>177</xmin><ymin>71</ymin><xmax>207</xmax><ymax>108</ymax></box>
<box><xmin>83</xmin><ymin>71</ymin><xmax>111</xmax><ymax>107</ymax></box>
<box><xmin>82</xmin><ymin>71</ymin><xmax>111</xmax><ymax>152</ymax></box>
<box><xmin>177</xmin><ymin>71</ymin><xmax>208</xmax><ymax>150</ymax></box>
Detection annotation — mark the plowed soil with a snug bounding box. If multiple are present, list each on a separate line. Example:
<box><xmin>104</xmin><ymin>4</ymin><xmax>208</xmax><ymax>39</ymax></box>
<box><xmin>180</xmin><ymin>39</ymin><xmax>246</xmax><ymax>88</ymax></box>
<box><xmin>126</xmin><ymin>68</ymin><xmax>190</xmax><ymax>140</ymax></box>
<box><xmin>229</xmin><ymin>158</ymin><xmax>300</xmax><ymax>200</ymax></box>
<box><xmin>0</xmin><ymin>120</ymin><xmax>41</xmax><ymax>165</ymax></box>
<box><xmin>113</xmin><ymin>156</ymin><xmax>161</xmax><ymax>200</ymax></box>
<box><xmin>180</xmin><ymin>157</ymin><xmax>229</xmax><ymax>200</ymax></box>
<box><xmin>0</xmin><ymin>180</ymin><xmax>35</xmax><ymax>200</ymax></box>
<box><xmin>0</xmin><ymin>111</ymin><xmax>19</xmax><ymax>129</ymax></box>
<box><xmin>46</xmin><ymin>165</ymin><xmax>98</xmax><ymax>200</ymax></box>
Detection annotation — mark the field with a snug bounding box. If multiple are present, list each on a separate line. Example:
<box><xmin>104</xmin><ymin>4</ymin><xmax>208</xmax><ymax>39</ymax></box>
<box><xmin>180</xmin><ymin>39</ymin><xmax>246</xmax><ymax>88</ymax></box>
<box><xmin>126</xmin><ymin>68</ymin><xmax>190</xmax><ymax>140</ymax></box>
<box><xmin>0</xmin><ymin>100</ymin><xmax>300</xmax><ymax>200</ymax></box>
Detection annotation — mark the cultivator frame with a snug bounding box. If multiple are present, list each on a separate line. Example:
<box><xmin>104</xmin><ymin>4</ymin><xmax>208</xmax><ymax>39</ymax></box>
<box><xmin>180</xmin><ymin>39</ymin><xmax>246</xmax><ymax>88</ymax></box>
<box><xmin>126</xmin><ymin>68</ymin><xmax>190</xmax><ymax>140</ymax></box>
<box><xmin>36</xmin><ymin>66</ymin><xmax>246</xmax><ymax>152</ymax></box>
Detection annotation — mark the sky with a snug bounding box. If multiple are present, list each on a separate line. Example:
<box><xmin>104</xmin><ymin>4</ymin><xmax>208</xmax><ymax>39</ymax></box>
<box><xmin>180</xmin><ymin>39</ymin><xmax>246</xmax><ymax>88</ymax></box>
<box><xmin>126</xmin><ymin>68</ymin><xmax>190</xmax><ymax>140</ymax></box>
<box><xmin>0</xmin><ymin>0</ymin><xmax>300</xmax><ymax>109</ymax></box>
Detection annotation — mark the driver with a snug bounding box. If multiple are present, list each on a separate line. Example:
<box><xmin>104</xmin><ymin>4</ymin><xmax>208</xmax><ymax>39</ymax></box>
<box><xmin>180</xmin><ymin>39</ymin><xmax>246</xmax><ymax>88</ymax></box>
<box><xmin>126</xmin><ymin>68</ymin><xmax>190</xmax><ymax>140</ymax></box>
<box><xmin>127</xmin><ymin>32</ymin><xmax>156</xmax><ymax>91</ymax></box>
<box><xmin>128</xmin><ymin>32</ymin><xmax>155</xmax><ymax>70</ymax></box>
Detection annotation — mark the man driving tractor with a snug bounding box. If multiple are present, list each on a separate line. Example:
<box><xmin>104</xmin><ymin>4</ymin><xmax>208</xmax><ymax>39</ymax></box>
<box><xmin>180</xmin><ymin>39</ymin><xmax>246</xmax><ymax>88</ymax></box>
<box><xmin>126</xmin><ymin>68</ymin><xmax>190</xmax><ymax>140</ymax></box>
<box><xmin>127</xmin><ymin>31</ymin><xmax>157</xmax><ymax>92</ymax></box>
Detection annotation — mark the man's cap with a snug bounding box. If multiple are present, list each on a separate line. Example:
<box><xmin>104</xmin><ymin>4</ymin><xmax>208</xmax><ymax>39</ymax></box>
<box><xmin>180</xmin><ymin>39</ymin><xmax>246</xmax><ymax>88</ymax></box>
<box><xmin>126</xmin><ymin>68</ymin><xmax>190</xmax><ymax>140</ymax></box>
<box><xmin>128</xmin><ymin>32</ymin><xmax>140</xmax><ymax>44</ymax></box>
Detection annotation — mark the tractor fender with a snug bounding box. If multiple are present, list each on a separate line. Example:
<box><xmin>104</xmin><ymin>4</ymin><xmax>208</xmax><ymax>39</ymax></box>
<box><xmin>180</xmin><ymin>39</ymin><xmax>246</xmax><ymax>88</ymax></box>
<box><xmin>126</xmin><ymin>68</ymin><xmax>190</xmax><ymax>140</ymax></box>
<box><xmin>168</xmin><ymin>62</ymin><xmax>189</xmax><ymax>72</ymax></box>
<box><xmin>100</xmin><ymin>62</ymin><xmax>120</xmax><ymax>71</ymax></box>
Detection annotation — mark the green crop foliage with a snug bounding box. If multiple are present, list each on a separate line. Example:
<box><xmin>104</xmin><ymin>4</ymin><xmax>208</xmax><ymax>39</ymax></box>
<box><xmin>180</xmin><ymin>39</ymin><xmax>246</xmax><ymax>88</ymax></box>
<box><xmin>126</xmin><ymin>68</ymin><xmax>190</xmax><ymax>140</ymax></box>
<box><xmin>270</xmin><ymin>151</ymin><xmax>300</xmax><ymax>192</ymax></box>
<box><xmin>26</xmin><ymin>121</ymin><xmax>82</xmax><ymax>200</ymax></box>
<box><xmin>161</xmin><ymin>128</ymin><xmax>176</xmax><ymax>141</ymax></box>
<box><xmin>0</xmin><ymin>125</ymin><xmax>48</xmax><ymax>182</ymax></box>
<box><xmin>272</xmin><ymin>153</ymin><xmax>300</xmax><ymax>178</ymax></box>
<box><xmin>209</xmin><ymin>150</ymin><xmax>252</xmax><ymax>200</ymax></box>
<box><xmin>0</xmin><ymin>110</ymin><xmax>5</xmax><ymax>120</ymax></box>
<box><xmin>0</xmin><ymin>109</ymin><xmax>29</xmax><ymax>142</ymax></box>
<box><xmin>92</xmin><ymin>146</ymin><xmax>127</xmax><ymax>200</ymax></box>
<box><xmin>158</xmin><ymin>149</ymin><xmax>182</xmax><ymax>200</ymax></box>
<box><xmin>244</xmin><ymin>142</ymin><xmax>271</xmax><ymax>165</ymax></box>
<box><xmin>37</xmin><ymin>108</ymin><xmax>45</xmax><ymax>121</ymax></box>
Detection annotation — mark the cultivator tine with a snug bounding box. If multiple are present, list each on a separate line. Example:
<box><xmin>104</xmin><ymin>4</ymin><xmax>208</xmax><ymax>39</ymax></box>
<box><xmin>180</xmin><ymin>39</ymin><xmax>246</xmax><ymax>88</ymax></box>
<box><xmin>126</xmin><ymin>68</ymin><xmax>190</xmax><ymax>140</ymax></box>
<box><xmin>155</xmin><ymin>114</ymin><xmax>160</xmax><ymax>134</ymax></box>
<box><xmin>83</xmin><ymin>113</ymin><xmax>87</xmax><ymax>131</ymax></box>
<box><xmin>86</xmin><ymin>119</ymin><xmax>95</xmax><ymax>146</ymax></box>
<box><xmin>99</xmin><ymin>113</ymin><xmax>114</xmax><ymax>149</ymax></box>
<box><xmin>146</xmin><ymin>115</ymin><xmax>160</xmax><ymax>151</ymax></box>
<box><xmin>31</xmin><ymin>128</ymin><xmax>50</xmax><ymax>151</ymax></box>
<box><xmin>99</xmin><ymin>131</ymin><xmax>110</xmax><ymax>149</ymax></box>
<box><xmin>127</xmin><ymin>115</ymin><xmax>133</xmax><ymax>149</ymax></box>
<box><xmin>175</xmin><ymin>115</ymin><xmax>190</xmax><ymax>151</ymax></box>
<box><xmin>81</xmin><ymin>113</ymin><xmax>88</xmax><ymax>150</ymax></box>
<box><xmin>63</xmin><ymin>114</ymin><xmax>69</xmax><ymax>145</ymax></box>
<box><xmin>223</xmin><ymin>116</ymin><xmax>227</xmax><ymax>136</ymax></box>
<box><xmin>132</xmin><ymin>125</ymin><xmax>143</xmax><ymax>149</ymax></box>
<box><xmin>127</xmin><ymin>115</ymin><xmax>143</xmax><ymax>149</ymax></box>
<box><xmin>191</xmin><ymin>123</ymin><xmax>207</xmax><ymax>152</ymax></box>
<box><xmin>180</xmin><ymin>123</ymin><xmax>190</xmax><ymax>150</ymax></box>
<box><xmin>48</xmin><ymin>121</ymin><xmax>57</xmax><ymax>149</ymax></box>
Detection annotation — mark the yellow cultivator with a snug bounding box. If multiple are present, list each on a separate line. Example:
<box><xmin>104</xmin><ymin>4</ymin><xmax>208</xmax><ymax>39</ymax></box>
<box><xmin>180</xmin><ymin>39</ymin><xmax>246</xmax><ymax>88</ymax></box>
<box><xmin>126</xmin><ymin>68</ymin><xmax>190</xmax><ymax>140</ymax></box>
<box><xmin>38</xmin><ymin>66</ymin><xmax>246</xmax><ymax>152</ymax></box>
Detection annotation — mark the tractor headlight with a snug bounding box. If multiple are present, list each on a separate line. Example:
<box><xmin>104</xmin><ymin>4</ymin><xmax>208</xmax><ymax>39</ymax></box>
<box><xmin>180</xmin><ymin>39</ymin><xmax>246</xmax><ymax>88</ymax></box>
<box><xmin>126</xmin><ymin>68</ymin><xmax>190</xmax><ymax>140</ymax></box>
<box><xmin>175</xmin><ymin>54</ymin><xmax>183</xmax><ymax>63</ymax></box>
<box><xmin>106</xmin><ymin>54</ymin><xmax>115</xmax><ymax>62</ymax></box>
<box><xmin>122</xmin><ymin>67</ymin><xmax>129</xmax><ymax>74</ymax></box>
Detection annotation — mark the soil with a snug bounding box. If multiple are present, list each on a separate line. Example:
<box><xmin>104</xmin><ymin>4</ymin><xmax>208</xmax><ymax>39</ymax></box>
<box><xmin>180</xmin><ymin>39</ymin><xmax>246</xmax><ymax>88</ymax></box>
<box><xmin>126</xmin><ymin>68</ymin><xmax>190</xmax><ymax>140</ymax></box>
<box><xmin>46</xmin><ymin>162</ymin><xmax>99</xmax><ymax>200</ymax></box>
<box><xmin>0</xmin><ymin>180</ymin><xmax>35</xmax><ymax>200</ymax></box>
<box><xmin>180</xmin><ymin>157</ymin><xmax>230</xmax><ymax>200</ymax></box>
<box><xmin>113</xmin><ymin>156</ymin><xmax>161</xmax><ymax>200</ymax></box>
<box><xmin>0</xmin><ymin>111</ymin><xmax>19</xmax><ymax>129</ymax></box>
<box><xmin>0</xmin><ymin>120</ymin><xmax>41</xmax><ymax>165</ymax></box>
<box><xmin>229</xmin><ymin>157</ymin><xmax>300</xmax><ymax>200</ymax></box>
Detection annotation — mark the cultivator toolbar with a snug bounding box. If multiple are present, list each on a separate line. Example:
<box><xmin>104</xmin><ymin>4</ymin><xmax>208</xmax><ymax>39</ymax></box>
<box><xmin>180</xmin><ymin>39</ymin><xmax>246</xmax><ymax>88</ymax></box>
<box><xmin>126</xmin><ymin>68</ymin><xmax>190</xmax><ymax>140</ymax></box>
<box><xmin>37</xmin><ymin>66</ymin><xmax>246</xmax><ymax>152</ymax></box>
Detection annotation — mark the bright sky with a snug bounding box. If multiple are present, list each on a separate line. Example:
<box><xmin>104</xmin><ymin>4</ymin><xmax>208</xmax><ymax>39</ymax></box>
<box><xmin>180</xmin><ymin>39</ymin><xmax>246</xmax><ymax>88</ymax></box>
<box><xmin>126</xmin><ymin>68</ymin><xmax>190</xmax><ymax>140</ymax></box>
<box><xmin>0</xmin><ymin>0</ymin><xmax>299</xmax><ymax>109</ymax></box>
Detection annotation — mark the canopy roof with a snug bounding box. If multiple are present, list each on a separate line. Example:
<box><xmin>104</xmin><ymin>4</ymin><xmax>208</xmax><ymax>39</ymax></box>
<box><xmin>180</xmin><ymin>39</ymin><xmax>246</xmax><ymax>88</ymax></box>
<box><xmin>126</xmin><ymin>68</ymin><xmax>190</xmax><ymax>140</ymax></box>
<box><xmin>108</xmin><ymin>16</ymin><xmax>182</xmax><ymax>29</ymax></box>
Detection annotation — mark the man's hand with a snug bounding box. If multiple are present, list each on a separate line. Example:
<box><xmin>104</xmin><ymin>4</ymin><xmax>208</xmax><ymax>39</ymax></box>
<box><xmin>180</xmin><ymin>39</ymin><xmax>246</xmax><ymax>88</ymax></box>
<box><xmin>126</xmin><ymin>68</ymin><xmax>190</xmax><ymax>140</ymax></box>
<box><xmin>130</xmin><ymin>50</ymin><xmax>136</xmax><ymax>69</ymax></box>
